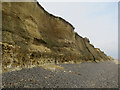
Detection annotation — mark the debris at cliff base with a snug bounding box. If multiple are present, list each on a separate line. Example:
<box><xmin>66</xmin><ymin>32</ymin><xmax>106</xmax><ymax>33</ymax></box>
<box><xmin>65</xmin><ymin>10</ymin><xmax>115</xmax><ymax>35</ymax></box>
<box><xmin>2</xmin><ymin>2</ymin><xmax>110</xmax><ymax>72</ymax></box>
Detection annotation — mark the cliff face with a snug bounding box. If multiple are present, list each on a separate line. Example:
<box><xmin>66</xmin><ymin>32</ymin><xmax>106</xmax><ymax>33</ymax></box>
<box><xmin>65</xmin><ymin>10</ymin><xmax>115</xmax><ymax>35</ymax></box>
<box><xmin>2</xmin><ymin>2</ymin><xmax>110</xmax><ymax>72</ymax></box>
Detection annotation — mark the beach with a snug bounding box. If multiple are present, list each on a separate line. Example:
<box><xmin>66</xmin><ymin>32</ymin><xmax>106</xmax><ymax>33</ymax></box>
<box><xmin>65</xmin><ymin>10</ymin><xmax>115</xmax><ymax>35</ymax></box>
<box><xmin>2</xmin><ymin>60</ymin><xmax>118</xmax><ymax>88</ymax></box>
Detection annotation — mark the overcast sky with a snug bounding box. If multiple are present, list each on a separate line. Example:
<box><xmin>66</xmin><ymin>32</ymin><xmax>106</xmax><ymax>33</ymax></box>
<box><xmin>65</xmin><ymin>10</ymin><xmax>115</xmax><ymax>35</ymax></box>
<box><xmin>38</xmin><ymin>1</ymin><xmax>118</xmax><ymax>59</ymax></box>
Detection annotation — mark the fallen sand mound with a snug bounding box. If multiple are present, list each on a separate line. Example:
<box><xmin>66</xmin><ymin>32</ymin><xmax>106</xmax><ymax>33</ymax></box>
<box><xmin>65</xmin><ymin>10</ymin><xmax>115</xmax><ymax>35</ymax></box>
<box><xmin>113</xmin><ymin>60</ymin><xmax>119</xmax><ymax>64</ymax></box>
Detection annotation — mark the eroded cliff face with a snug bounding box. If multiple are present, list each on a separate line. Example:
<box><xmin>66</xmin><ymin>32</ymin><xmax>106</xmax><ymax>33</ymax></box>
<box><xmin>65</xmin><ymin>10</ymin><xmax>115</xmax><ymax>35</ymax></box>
<box><xmin>2</xmin><ymin>2</ymin><xmax>110</xmax><ymax>72</ymax></box>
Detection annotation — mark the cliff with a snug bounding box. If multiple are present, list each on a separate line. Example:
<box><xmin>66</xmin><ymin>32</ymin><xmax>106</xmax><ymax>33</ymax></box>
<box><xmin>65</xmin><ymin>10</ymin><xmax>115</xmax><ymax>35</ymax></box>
<box><xmin>2</xmin><ymin>2</ymin><xmax>110</xmax><ymax>72</ymax></box>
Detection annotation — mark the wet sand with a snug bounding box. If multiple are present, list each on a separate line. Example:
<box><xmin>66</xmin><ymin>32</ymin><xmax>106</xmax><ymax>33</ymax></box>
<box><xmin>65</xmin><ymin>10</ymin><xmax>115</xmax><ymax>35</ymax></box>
<box><xmin>2</xmin><ymin>60</ymin><xmax>118</xmax><ymax>88</ymax></box>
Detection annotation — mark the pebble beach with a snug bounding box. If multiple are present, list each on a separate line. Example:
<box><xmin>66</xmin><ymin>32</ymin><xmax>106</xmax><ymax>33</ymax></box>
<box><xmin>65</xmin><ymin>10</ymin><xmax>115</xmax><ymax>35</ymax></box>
<box><xmin>2</xmin><ymin>60</ymin><xmax>118</xmax><ymax>88</ymax></box>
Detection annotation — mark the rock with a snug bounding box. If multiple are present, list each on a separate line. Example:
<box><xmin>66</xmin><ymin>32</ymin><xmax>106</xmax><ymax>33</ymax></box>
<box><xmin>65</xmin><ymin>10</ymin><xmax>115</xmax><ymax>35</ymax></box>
<box><xmin>2</xmin><ymin>2</ymin><xmax>110</xmax><ymax>72</ymax></box>
<box><xmin>107</xmin><ymin>56</ymin><xmax>114</xmax><ymax>60</ymax></box>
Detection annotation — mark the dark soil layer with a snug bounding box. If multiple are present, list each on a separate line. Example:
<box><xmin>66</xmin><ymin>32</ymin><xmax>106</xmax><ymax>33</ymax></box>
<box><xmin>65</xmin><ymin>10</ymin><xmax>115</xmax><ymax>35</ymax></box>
<box><xmin>2</xmin><ymin>61</ymin><xmax>118</xmax><ymax>88</ymax></box>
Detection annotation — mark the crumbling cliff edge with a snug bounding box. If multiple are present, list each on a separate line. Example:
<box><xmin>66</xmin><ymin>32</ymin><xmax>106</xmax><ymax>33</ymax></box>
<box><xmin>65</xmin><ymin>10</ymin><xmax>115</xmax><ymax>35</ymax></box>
<box><xmin>2</xmin><ymin>2</ymin><xmax>112</xmax><ymax>72</ymax></box>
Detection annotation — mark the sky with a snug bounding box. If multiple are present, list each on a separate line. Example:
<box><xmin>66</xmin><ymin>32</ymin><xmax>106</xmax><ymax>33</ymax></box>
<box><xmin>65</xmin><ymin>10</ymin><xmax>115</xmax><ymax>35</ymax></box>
<box><xmin>38</xmin><ymin>1</ymin><xmax>118</xmax><ymax>59</ymax></box>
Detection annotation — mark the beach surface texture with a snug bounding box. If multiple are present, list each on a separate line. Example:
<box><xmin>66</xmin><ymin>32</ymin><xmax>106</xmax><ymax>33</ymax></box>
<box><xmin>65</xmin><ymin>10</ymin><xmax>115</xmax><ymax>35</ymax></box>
<box><xmin>2</xmin><ymin>60</ymin><xmax>118</xmax><ymax>88</ymax></box>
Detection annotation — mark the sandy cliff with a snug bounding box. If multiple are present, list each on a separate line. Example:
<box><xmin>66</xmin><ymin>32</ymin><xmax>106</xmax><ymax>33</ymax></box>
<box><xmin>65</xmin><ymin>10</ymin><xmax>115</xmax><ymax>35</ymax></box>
<box><xmin>2</xmin><ymin>2</ymin><xmax>110</xmax><ymax>72</ymax></box>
